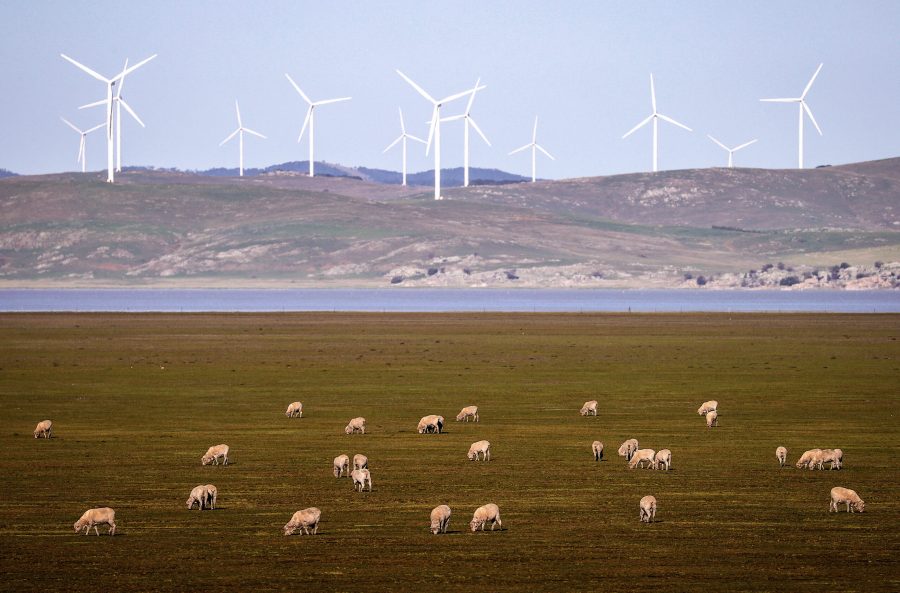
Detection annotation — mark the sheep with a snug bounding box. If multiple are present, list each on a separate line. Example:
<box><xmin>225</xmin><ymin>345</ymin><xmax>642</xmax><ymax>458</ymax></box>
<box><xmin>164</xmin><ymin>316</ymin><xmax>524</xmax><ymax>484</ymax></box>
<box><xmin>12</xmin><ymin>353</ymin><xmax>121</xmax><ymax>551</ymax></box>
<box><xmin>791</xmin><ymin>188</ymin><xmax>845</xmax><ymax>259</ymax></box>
<box><xmin>654</xmin><ymin>449</ymin><xmax>672</xmax><ymax>471</ymax></box>
<box><xmin>580</xmin><ymin>400</ymin><xmax>598</xmax><ymax>416</ymax></box>
<box><xmin>639</xmin><ymin>495</ymin><xmax>657</xmax><ymax>523</ymax></box>
<box><xmin>201</xmin><ymin>444</ymin><xmax>229</xmax><ymax>466</ymax></box>
<box><xmin>430</xmin><ymin>505</ymin><xmax>452</xmax><ymax>535</ymax></box>
<box><xmin>829</xmin><ymin>487</ymin><xmax>865</xmax><ymax>513</ymax></box>
<box><xmin>353</xmin><ymin>453</ymin><xmax>368</xmax><ymax>471</ymax></box>
<box><xmin>417</xmin><ymin>414</ymin><xmax>444</xmax><ymax>434</ymax></box>
<box><xmin>333</xmin><ymin>454</ymin><xmax>350</xmax><ymax>478</ymax></box>
<box><xmin>592</xmin><ymin>441</ymin><xmax>604</xmax><ymax>461</ymax></box>
<box><xmin>456</xmin><ymin>405</ymin><xmax>479</xmax><ymax>423</ymax></box>
<box><xmin>73</xmin><ymin>507</ymin><xmax>116</xmax><ymax>536</ymax></box>
<box><xmin>285</xmin><ymin>401</ymin><xmax>303</xmax><ymax>418</ymax></box>
<box><xmin>186</xmin><ymin>485</ymin><xmax>208</xmax><ymax>510</ymax></box>
<box><xmin>283</xmin><ymin>507</ymin><xmax>321</xmax><ymax>536</ymax></box>
<box><xmin>618</xmin><ymin>439</ymin><xmax>639</xmax><ymax>461</ymax></box>
<box><xmin>705</xmin><ymin>410</ymin><xmax>718</xmax><ymax>428</ymax></box>
<box><xmin>776</xmin><ymin>446</ymin><xmax>788</xmax><ymax>467</ymax></box>
<box><xmin>629</xmin><ymin>449</ymin><xmax>656</xmax><ymax>469</ymax></box>
<box><xmin>204</xmin><ymin>484</ymin><xmax>218</xmax><ymax>510</ymax></box>
<box><xmin>33</xmin><ymin>420</ymin><xmax>52</xmax><ymax>439</ymax></box>
<box><xmin>351</xmin><ymin>468</ymin><xmax>372</xmax><ymax>492</ymax></box>
<box><xmin>467</xmin><ymin>440</ymin><xmax>491</xmax><ymax>461</ymax></box>
<box><xmin>697</xmin><ymin>400</ymin><xmax>718</xmax><ymax>415</ymax></box>
<box><xmin>345</xmin><ymin>417</ymin><xmax>366</xmax><ymax>435</ymax></box>
<box><xmin>469</xmin><ymin>503</ymin><xmax>502</xmax><ymax>532</ymax></box>
<box><xmin>796</xmin><ymin>449</ymin><xmax>823</xmax><ymax>470</ymax></box>
<box><xmin>820</xmin><ymin>448</ymin><xmax>843</xmax><ymax>470</ymax></box>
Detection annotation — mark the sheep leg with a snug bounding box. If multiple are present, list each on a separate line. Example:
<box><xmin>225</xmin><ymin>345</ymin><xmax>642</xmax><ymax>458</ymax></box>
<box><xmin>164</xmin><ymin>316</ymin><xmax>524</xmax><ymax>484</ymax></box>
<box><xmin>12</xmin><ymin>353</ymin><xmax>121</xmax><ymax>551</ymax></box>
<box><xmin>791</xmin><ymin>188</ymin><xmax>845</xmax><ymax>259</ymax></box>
<box><xmin>93</xmin><ymin>524</ymin><xmax>100</xmax><ymax>536</ymax></box>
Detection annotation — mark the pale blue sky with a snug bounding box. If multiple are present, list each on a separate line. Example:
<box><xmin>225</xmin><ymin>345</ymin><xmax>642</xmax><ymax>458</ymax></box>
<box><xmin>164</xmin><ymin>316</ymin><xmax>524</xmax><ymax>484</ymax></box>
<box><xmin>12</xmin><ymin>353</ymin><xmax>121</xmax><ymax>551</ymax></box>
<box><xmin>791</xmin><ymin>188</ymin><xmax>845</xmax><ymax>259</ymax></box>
<box><xmin>1</xmin><ymin>1</ymin><xmax>897</xmax><ymax>178</ymax></box>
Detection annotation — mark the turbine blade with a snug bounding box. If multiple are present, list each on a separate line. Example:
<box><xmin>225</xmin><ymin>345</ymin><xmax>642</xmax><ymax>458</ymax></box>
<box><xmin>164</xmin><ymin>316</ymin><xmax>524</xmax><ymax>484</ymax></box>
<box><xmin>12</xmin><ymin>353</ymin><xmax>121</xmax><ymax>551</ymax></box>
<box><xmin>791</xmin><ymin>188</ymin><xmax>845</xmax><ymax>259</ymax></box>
<box><xmin>622</xmin><ymin>114</ymin><xmax>654</xmax><ymax>139</ymax></box>
<box><xmin>60</xmin><ymin>117</ymin><xmax>82</xmax><ymax>134</ymax></box>
<box><xmin>801</xmin><ymin>63</ymin><xmax>823</xmax><ymax>99</ymax></box>
<box><xmin>399</xmin><ymin>107</ymin><xmax>406</xmax><ymax>134</ymax></box>
<box><xmin>733</xmin><ymin>139</ymin><xmax>758</xmax><ymax>152</ymax></box>
<box><xmin>235</xmin><ymin>100</ymin><xmax>242</xmax><ymax>127</ymax></box>
<box><xmin>425</xmin><ymin>106</ymin><xmax>437</xmax><ymax>155</ymax></box>
<box><xmin>113</xmin><ymin>53</ymin><xmax>157</xmax><ymax>82</ymax></box>
<box><xmin>383</xmin><ymin>135</ymin><xmax>403</xmax><ymax>153</ymax></box>
<box><xmin>440</xmin><ymin>114</ymin><xmax>465</xmax><ymax>122</ymax></box>
<box><xmin>438</xmin><ymin>84</ymin><xmax>486</xmax><ymax>105</ymax></box>
<box><xmin>313</xmin><ymin>97</ymin><xmax>351</xmax><ymax>106</ymax></box>
<box><xmin>406</xmin><ymin>134</ymin><xmax>427</xmax><ymax>144</ymax></box>
<box><xmin>533</xmin><ymin>116</ymin><xmax>538</xmax><ymax>143</ymax></box>
<box><xmin>297</xmin><ymin>107</ymin><xmax>312</xmax><ymax>141</ymax></box>
<box><xmin>396</xmin><ymin>69</ymin><xmax>436</xmax><ymax>103</ymax></box>
<box><xmin>536</xmin><ymin>144</ymin><xmax>555</xmax><ymax>160</ymax></box>
<box><xmin>85</xmin><ymin>122</ymin><xmax>106</xmax><ymax>133</ymax></box>
<box><xmin>469</xmin><ymin>118</ymin><xmax>491</xmax><ymax>146</ymax></box>
<box><xmin>508</xmin><ymin>143</ymin><xmax>531</xmax><ymax>155</ymax></box>
<box><xmin>760</xmin><ymin>98</ymin><xmax>799</xmax><ymax>103</ymax></box>
<box><xmin>803</xmin><ymin>102</ymin><xmax>823</xmax><ymax>135</ymax></box>
<box><xmin>243</xmin><ymin>127</ymin><xmax>266</xmax><ymax>139</ymax></box>
<box><xmin>219</xmin><ymin>128</ymin><xmax>239</xmax><ymax>146</ymax></box>
<box><xmin>119</xmin><ymin>99</ymin><xmax>145</xmax><ymax>127</ymax></box>
<box><xmin>650</xmin><ymin>73</ymin><xmax>657</xmax><ymax>113</ymax></box>
<box><xmin>116</xmin><ymin>58</ymin><xmax>129</xmax><ymax>97</ymax></box>
<box><xmin>60</xmin><ymin>54</ymin><xmax>109</xmax><ymax>82</ymax></box>
<box><xmin>464</xmin><ymin>77</ymin><xmax>481</xmax><ymax>114</ymax></box>
<box><xmin>707</xmin><ymin>135</ymin><xmax>729</xmax><ymax>151</ymax></box>
<box><xmin>285</xmin><ymin>73</ymin><xmax>313</xmax><ymax>104</ymax></box>
<box><xmin>658</xmin><ymin>113</ymin><xmax>692</xmax><ymax>131</ymax></box>
<box><xmin>78</xmin><ymin>98</ymin><xmax>108</xmax><ymax>110</ymax></box>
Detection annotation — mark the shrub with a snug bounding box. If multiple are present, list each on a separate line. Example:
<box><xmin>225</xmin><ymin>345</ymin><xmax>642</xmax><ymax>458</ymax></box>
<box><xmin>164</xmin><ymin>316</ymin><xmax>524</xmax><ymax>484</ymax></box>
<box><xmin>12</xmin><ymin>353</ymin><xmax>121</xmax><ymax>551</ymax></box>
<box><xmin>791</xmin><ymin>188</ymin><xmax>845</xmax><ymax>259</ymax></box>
<box><xmin>779</xmin><ymin>276</ymin><xmax>801</xmax><ymax>286</ymax></box>
<box><xmin>761</xmin><ymin>263</ymin><xmax>774</xmax><ymax>272</ymax></box>
<box><xmin>875</xmin><ymin>261</ymin><xmax>884</xmax><ymax>269</ymax></box>
<box><xmin>777</xmin><ymin>262</ymin><xmax>785</xmax><ymax>270</ymax></box>
<box><xmin>696</xmin><ymin>275</ymin><xmax>707</xmax><ymax>286</ymax></box>
<box><xmin>427</xmin><ymin>267</ymin><xmax>439</xmax><ymax>276</ymax></box>
<box><xmin>505</xmin><ymin>270</ymin><xmax>519</xmax><ymax>280</ymax></box>
<box><xmin>390</xmin><ymin>275</ymin><xmax>404</xmax><ymax>284</ymax></box>
<box><xmin>463</xmin><ymin>268</ymin><xmax>471</xmax><ymax>276</ymax></box>
<box><xmin>683</xmin><ymin>272</ymin><xmax>693</xmax><ymax>280</ymax></box>
<box><xmin>839</xmin><ymin>262</ymin><xmax>850</xmax><ymax>269</ymax></box>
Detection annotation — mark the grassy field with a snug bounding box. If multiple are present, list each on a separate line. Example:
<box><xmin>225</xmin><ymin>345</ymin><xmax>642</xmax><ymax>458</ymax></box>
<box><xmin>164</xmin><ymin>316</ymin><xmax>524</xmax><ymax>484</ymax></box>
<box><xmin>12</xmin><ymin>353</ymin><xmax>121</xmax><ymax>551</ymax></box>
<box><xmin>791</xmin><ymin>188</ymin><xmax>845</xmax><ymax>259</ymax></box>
<box><xmin>1</xmin><ymin>313</ymin><xmax>898</xmax><ymax>592</ymax></box>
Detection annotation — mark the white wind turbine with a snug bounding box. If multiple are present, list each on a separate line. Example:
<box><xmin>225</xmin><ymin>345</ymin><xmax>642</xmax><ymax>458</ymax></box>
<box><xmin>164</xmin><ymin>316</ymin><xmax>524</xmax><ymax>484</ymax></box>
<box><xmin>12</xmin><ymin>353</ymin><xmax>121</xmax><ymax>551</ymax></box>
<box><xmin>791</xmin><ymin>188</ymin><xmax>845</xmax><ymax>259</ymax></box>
<box><xmin>219</xmin><ymin>100</ymin><xmax>266</xmax><ymax>177</ymax></box>
<box><xmin>440</xmin><ymin>78</ymin><xmax>490</xmax><ymax>187</ymax></box>
<box><xmin>285</xmin><ymin>74</ymin><xmax>351</xmax><ymax>177</ymax></box>
<box><xmin>707</xmin><ymin>136</ymin><xmax>758</xmax><ymax>168</ymax></box>
<box><xmin>760</xmin><ymin>63</ymin><xmax>823</xmax><ymax>169</ymax></box>
<box><xmin>622</xmin><ymin>74</ymin><xmax>692</xmax><ymax>172</ymax></box>
<box><xmin>383</xmin><ymin>108</ymin><xmax>426</xmax><ymax>186</ymax></box>
<box><xmin>60</xmin><ymin>117</ymin><xmax>104</xmax><ymax>173</ymax></box>
<box><xmin>396</xmin><ymin>70</ymin><xmax>485</xmax><ymax>200</ymax></box>
<box><xmin>60</xmin><ymin>53</ymin><xmax>156</xmax><ymax>183</ymax></box>
<box><xmin>508</xmin><ymin>116</ymin><xmax>555</xmax><ymax>183</ymax></box>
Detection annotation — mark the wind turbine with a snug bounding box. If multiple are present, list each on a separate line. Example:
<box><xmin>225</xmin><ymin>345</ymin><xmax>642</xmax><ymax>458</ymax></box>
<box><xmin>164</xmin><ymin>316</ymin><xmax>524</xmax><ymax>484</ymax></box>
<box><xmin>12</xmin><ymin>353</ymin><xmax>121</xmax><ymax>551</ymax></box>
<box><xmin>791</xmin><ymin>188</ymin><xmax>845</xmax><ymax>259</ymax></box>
<box><xmin>760</xmin><ymin>63</ymin><xmax>823</xmax><ymax>169</ymax></box>
<box><xmin>395</xmin><ymin>70</ymin><xmax>485</xmax><ymax>200</ymax></box>
<box><xmin>60</xmin><ymin>117</ymin><xmax>104</xmax><ymax>173</ymax></box>
<box><xmin>60</xmin><ymin>53</ymin><xmax>156</xmax><ymax>183</ymax></box>
<box><xmin>440</xmin><ymin>78</ymin><xmax>490</xmax><ymax>187</ymax></box>
<box><xmin>508</xmin><ymin>116</ymin><xmax>555</xmax><ymax>183</ymax></box>
<box><xmin>383</xmin><ymin>108</ymin><xmax>426</xmax><ymax>186</ymax></box>
<box><xmin>622</xmin><ymin>74</ymin><xmax>692</xmax><ymax>172</ymax></box>
<box><xmin>285</xmin><ymin>74</ymin><xmax>351</xmax><ymax>177</ymax></box>
<box><xmin>707</xmin><ymin>136</ymin><xmax>758</xmax><ymax>168</ymax></box>
<box><xmin>219</xmin><ymin>100</ymin><xmax>266</xmax><ymax>177</ymax></box>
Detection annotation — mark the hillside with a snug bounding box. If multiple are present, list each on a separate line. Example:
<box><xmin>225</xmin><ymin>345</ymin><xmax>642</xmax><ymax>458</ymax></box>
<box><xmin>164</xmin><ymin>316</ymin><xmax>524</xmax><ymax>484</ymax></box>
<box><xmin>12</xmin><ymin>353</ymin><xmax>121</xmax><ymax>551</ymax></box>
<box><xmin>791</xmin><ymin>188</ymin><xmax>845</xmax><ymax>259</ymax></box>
<box><xmin>1</xmin><ymin>159</ymin><xmax>898</xmax><ymax>288</ymax></box>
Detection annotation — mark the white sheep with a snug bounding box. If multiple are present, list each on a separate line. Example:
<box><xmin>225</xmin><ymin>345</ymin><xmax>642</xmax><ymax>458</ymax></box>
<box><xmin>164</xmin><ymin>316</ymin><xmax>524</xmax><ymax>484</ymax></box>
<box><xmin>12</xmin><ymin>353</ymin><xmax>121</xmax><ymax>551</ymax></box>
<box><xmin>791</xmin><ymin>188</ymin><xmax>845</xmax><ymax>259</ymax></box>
<box><xmin>829</xmin><ymin>487</ymin><xmax>865</xmax><ymax>513</ymax></box>
<box><xmin>73</xmin><ymin>507</ymin><xmax>116</xmax><ymax>536</ymax></box>
<box><xmin>201</xmin><ymin>444</ymin><xmax>229</xmax><ymax>466</ymax></box>
<box><xmin>283</xmin><ymin>507</ymin><xmax>321</xmax><ymax>536</ymax></box>
<box><xmin>469</xmin><ymin>503</ymin><xmax>502</xmax><ymax>532</ymax></box>
<box><xmin>819</xmin><ymin>448</ymin><xmax>843</xmax><ymax>470</ymax></box>
<box><xmin>351</xmin><ymin>468</ymin><xmax>372</xmax><ymax>492</ymax></box>
<box><xmin>654</xmin><ymin>449</ymin><xmax>672</xmax><ymax>471</ymax></box>
<box><xmin>33</xmin><ymin>420</ymin><xmax>52</xmax><ymax>439</ymax></box>
<box><xmin>353</xmin><ymin>453</ymin><xmax>368</xmax><ymax>471</ymax></box>
<box><xmin>776</xmin><ymin>446</ymin><xmax>788</xmax><ymax>467</ymax></box>
<box><xmin>467</xmin><ymin>440</ymin><xmax>491</xmax><ymax>461</ymax></box>
<box><xmin>592</xmin><ymin>441</ymin><xmax>604</xmax><ymax>461</ymax></box>
<box><xmin>430</xmin><ymin>505</ymin><xmax>452</xmax><ymax>535</ymax></box>
<box><xmin>456</xmin><ymin>405</ymin><xmax>479</xmax><ymax>423</ymax></box>
<box><xmin>629</xmin><ymin>449</ymin><xmax>656</xmax><ymax>469</ymax></box>
<box><xmin>705</xmin><ymin>410</ymin><xmax>718</xmax><ymax>428</ymax></box>
<box><xmin>204</xmin><ymin>484</ymin><xmax>218</xmax><ymax>510</ymax></box>
<box><xmin>618</xmin><ymin>439</ymin><xmax>639</xmax><ymax>461</ymax></box>
<box><xmin>796</xmin><ymin>449</ymin><xmax>823</xmax><ymax>470</ymax></box>
<box><xmin>285</xmin><ymin>401</ymin><xmax>303</xmax><ymax>418</ymax></box>
<box><xmin>580</xmin><ymin>400</ymin><xmax>598</xmax><ymax>416</ymax></box>
<box><xmin>417</xmin><ymin>414</ymin><xmax>444</xmax><ymax>434</ymax></box>
<box><xmin>333</xmin><ymin>454</ymin><xmax>350</xmax><ymax>478</ymax></box>
<box><xmin>345</xmin><ymin>417</ymin><xmax>366</xmax><ymax>435</ymax></box>
<box><xmin>697</xmin><ymin>400</ymin><xmax>718</xmax><ymax>415</ymax></box>
<box><xmin>639</xmin><ymin>495</ymin><xmax>657</xmax><ymax>523</ymax></box>
<box><xmin>186</xmin><ymin>485</ymin><xmax>208</xmax><ymax>510</ymax></box>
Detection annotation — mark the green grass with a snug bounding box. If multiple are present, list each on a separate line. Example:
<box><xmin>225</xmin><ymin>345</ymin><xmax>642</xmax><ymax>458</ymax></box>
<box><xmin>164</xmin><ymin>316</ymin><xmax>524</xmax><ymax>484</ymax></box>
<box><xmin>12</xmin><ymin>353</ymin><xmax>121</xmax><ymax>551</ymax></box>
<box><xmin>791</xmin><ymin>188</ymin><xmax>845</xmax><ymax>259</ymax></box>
<box><xmin>1</xmin><ymin>313</ymin><xmax>898</xmax><ymax>592</ymax></box>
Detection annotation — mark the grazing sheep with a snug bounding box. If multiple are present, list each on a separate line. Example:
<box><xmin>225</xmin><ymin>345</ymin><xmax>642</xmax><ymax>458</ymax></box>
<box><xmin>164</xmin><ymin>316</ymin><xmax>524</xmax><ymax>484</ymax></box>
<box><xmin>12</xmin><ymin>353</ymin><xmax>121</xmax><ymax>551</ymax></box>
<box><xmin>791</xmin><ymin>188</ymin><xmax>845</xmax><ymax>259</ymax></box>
<box><xmin>592</xmin><ymin>441</ymin><xmax>604</xmax><ymax>461</ymax></box>
<box><xmin>654</xmin><ymin>449</ymin><xmax>672</xmax><ymax>471</ymax></box>
<box><xmin>204</xmin><ymin>484</ymin><xmax>218</xmax><ymax>510</ymax></box>
<box><xmin>639</xmin><ymin>495</ymin><xmax>657</xmax><ymax>523</ymax></box>
<box><xmin>705</xmin><ymin>410</ymin><xmax>718</xmax><ymax>428</ymax></box>
<box><xmin>351</xmin><ymin>468</ymin><xmax>372</xmax><ymax>492</ymax></box>
<box><xmin>285</xmin><ymin>401</ymin><xmax>303</xmax><ymax>418</ymax></box>
<box><xmin>456</xmin><ymin>405</ymin><xmax>479</xmax><ymax>423</ymax></box>
<box><xmin>467</xmin><ymin>440</ymin><xmax>491</xmax><ymax>461</ymax></box>
<box><xmin>430</xmin><ymin>505</ymin><xmax>452</xmax><ymax>535</ymax></box>
<box><xmin>819</xmin><ymin>448</ymin><xmax>843</xmax><ymax>470</ymax></box>
<box><xmin>283</xmin><ymin>507</ymin><xmax>321</xmax><ymax>536</ymax></box>
<box><xmin>618</xmin><ymin>439</ymin><xmax>639</xmax><ymax>462</ymax></box>
<box><xmin>345</xmin><ymin>417</ymin><xmax>366</xmax><ymax>435</ymax></box>
<box><xmin>580</xmin><ymin>400</ymin><xmax>598</xmax><ymax>416</ymax></box>
<box><xmin>353</xmin><ymin>453</ymin><xmax>368</xmax><ymax>471</ymax></box>
<box><xmin>776</xmin><ymin>446</ymin><xmax>788</xmax><ymax>467</ymax></box>
<box><xmin>186</xmin><ymin>485</ymin><xmax>208</xmax><ymax>510</ymax></box>
<box><xmin>829</xmin><ymin>487</ymin><xmax>865</xmax><ymax>513</ymax></box>
<box><xmin>73</xmin><ymin>507</ymin><xmax>116</xmax><ymax>536</ymax></box>
<box><xmin>33</xmin><ymin>420</ymin><xmax>52</xmax><ymax>439</ymax></box>
<box><xmin>201</xmin><ymin>444</ymin><xmax>229</xmax><ymax>466</ymax></box>
<box><xmin>796</xmin><ymin>449</ymin><xmax>823</xmax><ymax>470</ymax></box>
<box><xmin>333</xmin><ymin>454</ymin><xmax>350</xmax><ymax>478</ymax></box>
<box><xmin>469</xmin><ymin>503</ymin><xmax>502</xmax><ymax>532</ymax></box>
<box><xmin>629</xmin><ymin>449</ymin><xmax>656</xmax><ymax>469</ymax></box>
<box><xmin>417</xmin><ymin>414</ymin><xmax>444</xmax><ymax>434</ymax></box>
<box><xmin>697</xmin><ymin>400</ymin><xmax>718</xmax><ymax>415</ymax></box>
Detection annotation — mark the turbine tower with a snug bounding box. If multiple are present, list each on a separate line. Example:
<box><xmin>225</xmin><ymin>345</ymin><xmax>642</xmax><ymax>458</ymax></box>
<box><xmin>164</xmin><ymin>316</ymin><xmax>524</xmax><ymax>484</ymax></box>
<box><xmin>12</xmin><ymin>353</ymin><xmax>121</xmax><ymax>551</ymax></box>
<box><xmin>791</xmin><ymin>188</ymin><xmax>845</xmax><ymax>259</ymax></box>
<box><xmin>707</xmin><ymin>136</ymin><xmax>758</xmax><ymax>168</ymax></box>
<box><xmin>285</xmin><ymin>74</ymin><xmax>351</xmax><ymax>177</ymax></box>
<box><xmin>440</xmin><ymin>77</ymin><xmax>490</xmax><ymax>187</ymax></box>
<box><xmin>219</xmin><ymin>100</ymin><xmax>266</xmax><ymax>177</ymax></box>
<box><xmin>760</xmin><ymin>63</ymin><xmax>823</xmax><ymax>169</ymax></box>
<box><xmin>60</xmin><ymin>117</ymin><xmax>104</xmax><ymax>173</ymax></box>
<box><xmin>383</xmin><ymin>108</ymin><xmax>426</xmax><ymax>186</ymax></box>
<box><xmin>60</xmin><ymin>53</ymin><xmax>156</xmax><ymax>183</ymax></box>
<box><xmin>509</xmin><ymin>116</ymin><xmax>555</xmax><ymax>183</ymax></box>
<box><xmin>396</xmin><ymin>70</ymin><xmax>485</xmax><ymax>200</ymax></box>
<box><xmin>622</xmin><ymin>74</ymin><xmax>692</xmax><ymax>172</ymax></box>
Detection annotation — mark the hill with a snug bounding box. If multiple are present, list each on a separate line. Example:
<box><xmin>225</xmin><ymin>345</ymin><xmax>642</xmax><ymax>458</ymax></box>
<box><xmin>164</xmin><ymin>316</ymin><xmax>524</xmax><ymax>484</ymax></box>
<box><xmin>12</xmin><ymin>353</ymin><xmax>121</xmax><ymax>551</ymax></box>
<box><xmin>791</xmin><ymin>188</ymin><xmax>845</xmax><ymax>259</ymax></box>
<box><xmin>1</xmin><ymin>159</ymin><xmax>898</xmax><ymax>288</ymax></box>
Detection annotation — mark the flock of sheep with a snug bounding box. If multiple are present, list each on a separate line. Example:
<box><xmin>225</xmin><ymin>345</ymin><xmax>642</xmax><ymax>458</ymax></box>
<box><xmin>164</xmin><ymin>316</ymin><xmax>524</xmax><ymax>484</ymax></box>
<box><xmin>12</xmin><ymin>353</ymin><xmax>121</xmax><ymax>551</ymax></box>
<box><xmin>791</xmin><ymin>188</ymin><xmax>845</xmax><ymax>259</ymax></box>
<box><xmin>37</xmin><ymin>393</ymin><xmax>866</xmax><ymax>537</ymax></box>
